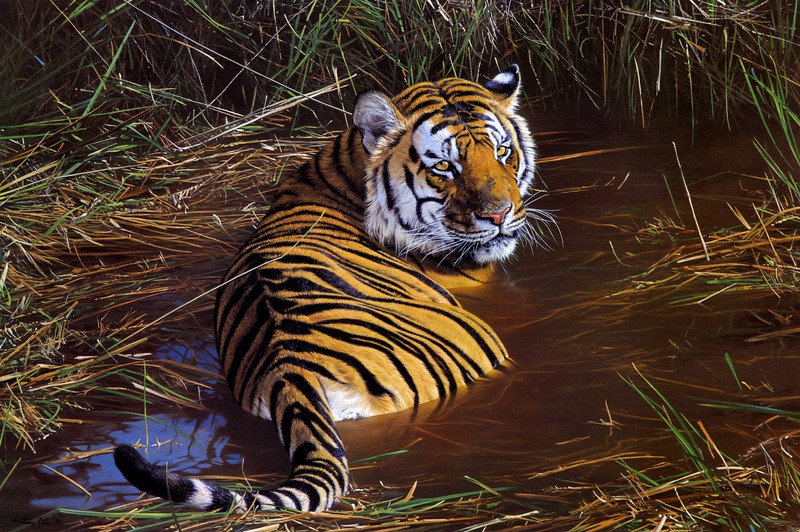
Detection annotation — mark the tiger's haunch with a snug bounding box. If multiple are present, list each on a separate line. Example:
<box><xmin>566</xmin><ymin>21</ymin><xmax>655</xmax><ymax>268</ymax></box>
<box><xmin>114</xmin><ymin>65</ymin><xmax>540</xmax><ymax>513</ymax></box>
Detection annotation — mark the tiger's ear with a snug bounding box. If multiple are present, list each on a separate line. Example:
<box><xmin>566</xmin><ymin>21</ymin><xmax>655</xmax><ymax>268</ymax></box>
<box><xmin>353</xmin><ymin>90</ymin><xmax>402</xmax><ymax>153</ymax></box>
<box><xmin>485</xmin><ymin>65</ymin><xmax>521</xmax><ymax>111</ymax></box>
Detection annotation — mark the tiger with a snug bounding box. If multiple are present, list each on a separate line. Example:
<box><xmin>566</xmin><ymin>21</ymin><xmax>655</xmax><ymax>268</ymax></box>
<box><xmin>114</xmin><ymin>65</ymin><xmax>543</xmax><ymax>513</ymax></box>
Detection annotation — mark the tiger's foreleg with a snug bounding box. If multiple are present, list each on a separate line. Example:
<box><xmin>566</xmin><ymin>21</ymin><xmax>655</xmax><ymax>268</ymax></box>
<box><xmin>114</xmin><ymin>367</ymin><xmax>349</xmax><ymax>513</ymax></box>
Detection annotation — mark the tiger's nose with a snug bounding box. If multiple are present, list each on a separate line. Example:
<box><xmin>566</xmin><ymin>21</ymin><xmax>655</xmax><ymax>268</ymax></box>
<box><xmin>476</xmin><ymin>206</ymin><xmax>510</xmax><ymax>226</ymax></box>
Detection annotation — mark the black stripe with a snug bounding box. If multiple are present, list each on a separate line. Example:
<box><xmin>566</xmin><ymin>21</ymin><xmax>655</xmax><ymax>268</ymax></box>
<box><xmin>317</xmin><ymin>317</ymin><xmax>444</xmax><ymax>403</ymax></box>
<box><xmin>270</xmin><ymin>355</ymin><xmax>343</xmax><ymax>383</ymax></box>
<box><xmin>269</xmin><ymin>379</ymin><xmax>286</xmax><ymax>424</ymax></box>
<box><xmin>404</xmin><ymin>96</ymin><xmax>444</xmax><ymax>116</ymax></box>
<box><xmin>295</xmin><ymin>162</ymin><xmax>318</xmax><ymax>188</ymax></box>
<box><xmin>411</xmin><ymin>110</ymin><xmax>439</xmax><ymax>132</ymax></box>
<box><xmin>280</xmin><ymin>373</ymin><xmax>337</xmax><ymax>429</ymax></box>
<box><xmin>228</xmin><ymin>304</ymin><xmax>276</xmax><ymax>404</ymax></box>
<box><xmin>279</xmin><ymin>401</ymin><xmax>340</xmax><ymax>458</ymax></box>
<box><xmin>269</xmin><ymin>275</ymin><xmax>332</xmax><ymax>297</ymax></box>
<box><xmin>274</xmin><ymin>338</ymin><xmax>395</xmax><ymax>399</ymax></box>
<box><xmin>396</xmin><ymin>85</ymin><xmax>439</xmax><ymax>110</ymax></box>
<box><xmin>257</xmin><ymin>490</ymin><xmax>283</xmax><ymax>509</ymax></box>
<box><xmin>347</xmin><ymin>125</ymin><xmax>359</xmax><ymax>158</ymax></box>
<box><xmin>293</xmin><ymin>461</ymin><xmax>342</xmax><ymax>486</ymax></box>
<box><xmin>381</xmin><ymin>158</ymin><xmax>396</xmax><ymax>210</ymax></box>
<box><xmin>247</xmin><ymin>213</ymin><xmax>458</xmax><ymax>306</ymax></box>
<box><xmin>263</xmin><ymin>239</ymin><xmax>413</xmax><ymax>297</ymax></box>
<box><xmin>332</xmin><ymin>131</ymin><xmax>363</xmax><ymax>199</ymax></box>
<box><xmin>275</xmin><ymin>485</ymin><xmax>303</xmax><ymax>509</ymax></box>
<box><xmin>311</xmin><ymin>321</ymin><xmax>421</xmax><ymax>404</ymax></box>
<box><xmin>408</xmin><ymin>144</ymin><xmax>419</xmax><ymax>163</ymax></box>
<box><xmin>241</xmin><ymin>491</ymin><xmax>258</xmax><ymax>510</ymax></box>
<box><xmin>292</xmin><ymin>468</ymin><xmax>337</xmax><ymax>494</ymax></box>
<box><xmin>416</xmin><ymin>196</ymin><xmax>445</xmax><ymax>221</ymax></box>
<box><xmin>292</xmin><ymin>441</ymin><xmax>347</xmax><ymax>471</ymax></box>
<box><xmin>295</xmin><ymin>459</ymin><xmax>347</xmax><ymax>491</ymax></box>
<box><xmin>403</xmin><ymin>163</ymin><xmax>446</xmax><ymax>221</ymax></box>
<box><xmin>278</xmin><ymin>400</ymin><xmax>344</xmax><ymax>460</ymax></box>
<box><xmin>368</xmin><ymin>298</ymin><xmax>499</xmax><ymax>375</ymax></box>
<box><xmin>281</xmin><ymin>479</ymin><xmax>320</xmax><ymax>509</ymax></box>
<box><xmin>429</xmin><ymin>118</ymin><xmax>462</xmax><ymax>136</ymax></box>
<box><xmin>276</xmin><ymin>260</ymin><xmax>368</xmax><ymax>299</ymax></box>
<box><xmin>208</xmin><ymin>482</ymin><xmax>236</xmax><ymax>509</ymax></box>
<box><xmin>246</xmin><ymin>340</ymin><xmax>293</xmax><ymax>410</ymax></box>
<box><xmin>509</xmin><ymin>118</ymin><xmax>531</xmax><ymax>171</ymax></box>
<box><xmin>218</xmin><ymin>276</ymin><xmax>261</xmax><ymax>354</ymax></box>
<box><xmin>318</xmin><ymin>301</ymin><xmax>462</xmax><ymax>383</ymax></box>
<box><xmin>445</xmin><ymin>88</ymin><xmax>493</xmax><ymax>100</ymax></box>
<box><xmin>314</xmin><ymin>151</ymin><xmax>361</xmax><ymax>212</ymax></box>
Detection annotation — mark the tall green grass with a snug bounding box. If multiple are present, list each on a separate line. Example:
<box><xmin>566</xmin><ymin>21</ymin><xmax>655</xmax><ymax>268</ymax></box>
<box><xmin>5</xmin><ymin>1</ymin><xmax>797</xmax><ymax>123</ymax></box>
<box><xmin>745</xmin><ymin>57</ymin><xmax>800</xmax><ymax>206</ymax></box>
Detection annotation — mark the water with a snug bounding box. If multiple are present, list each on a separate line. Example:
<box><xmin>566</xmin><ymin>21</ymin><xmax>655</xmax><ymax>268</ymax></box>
<box><xmin>3</xmin><ymin>108</ymin><xmax>798</xmax><ymax>527</ymax></box>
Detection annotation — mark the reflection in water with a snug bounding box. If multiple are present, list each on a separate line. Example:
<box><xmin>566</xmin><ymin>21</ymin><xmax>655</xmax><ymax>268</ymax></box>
<box><xmin>4</xmin><ymin>110</ymin><xmax>799</xmax><ymax>526</ymax></box>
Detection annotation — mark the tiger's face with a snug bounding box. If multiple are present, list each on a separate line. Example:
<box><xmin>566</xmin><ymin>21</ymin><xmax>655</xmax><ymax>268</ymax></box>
<box><xmin>354</xmin><ymin>66</ymin><xmax>537</xmax><ymax>266</ymax></box>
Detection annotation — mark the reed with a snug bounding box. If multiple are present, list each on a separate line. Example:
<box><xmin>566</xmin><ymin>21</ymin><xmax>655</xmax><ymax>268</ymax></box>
<box><xmin>5</xmin><ymin>1</ymin><xmax>796</xmax><ymax>120</ymax></box>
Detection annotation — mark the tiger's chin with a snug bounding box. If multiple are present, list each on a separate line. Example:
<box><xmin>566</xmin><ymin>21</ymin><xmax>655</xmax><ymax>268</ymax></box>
<box><xmin>471</xmin><ymin>235</ymin><xmax>519</xmax><ymax>265</ymax></box>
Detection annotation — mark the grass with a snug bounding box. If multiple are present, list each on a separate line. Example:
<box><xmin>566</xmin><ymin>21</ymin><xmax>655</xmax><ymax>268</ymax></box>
<box><xmin>618</xmin><ymin>367</ymin><xmax>797</xmax><ymax>529</ymax></box>
<box><xmin>4</xmin><ymin>1</ymin><xmax>797</xmax><ymax>121</ymax></box>
<box><xmin>1</xmin><ymin>0</ymin><xmax>800</xmax><ymax>529</ymax></box>
<box><xmin>612</xmin><ymin>4</ymin><xmax>800</xmax><ymax>311</ymax></box>
<box><xmin>0</xmin><ymin>126</ymin><xmax>324</xmax><ymax>448</ymax></box>
<box><xmin>615</xmin><ymin>202</ymin><xmax>800</xmax><ymax>310</ymax></box>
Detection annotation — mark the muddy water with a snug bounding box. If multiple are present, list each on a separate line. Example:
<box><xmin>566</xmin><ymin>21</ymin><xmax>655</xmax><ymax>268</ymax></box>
<box><xmin>4</xmin><ymin>108</ymin><xmax>800</xmax><ymax>526</ymax></box>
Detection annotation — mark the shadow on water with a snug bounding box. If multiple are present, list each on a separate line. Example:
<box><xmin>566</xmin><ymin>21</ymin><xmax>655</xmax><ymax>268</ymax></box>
<box><xmin>3</xmin><ymin>105</ymin><xmax>799</xmax><ymax>527</ymax></box>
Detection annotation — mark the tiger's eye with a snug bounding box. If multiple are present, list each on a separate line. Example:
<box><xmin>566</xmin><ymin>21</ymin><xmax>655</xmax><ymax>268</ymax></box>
<box><xmin>433</xmin><ymin>160</ymin><xmax>452</xmax><ymax>172</ymax></box>
<box><xmin>496</xmin><ymin>145</ymin><xmax>509</xmax><ymax>158</ymax></box>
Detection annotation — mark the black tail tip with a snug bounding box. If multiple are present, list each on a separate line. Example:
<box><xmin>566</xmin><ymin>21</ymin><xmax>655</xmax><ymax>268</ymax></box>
<box><xmin>113</xmin><ymin>444</ymin><xmax>167</xmax><ymax>496</ymax></box>
<box><xmin>114</xmin><ymin>444</ymin><xmax>145</xmax><ymax>474</ymax></box>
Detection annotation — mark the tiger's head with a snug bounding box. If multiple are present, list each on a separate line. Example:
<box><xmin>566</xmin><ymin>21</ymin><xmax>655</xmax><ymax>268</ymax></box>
<box><xmin>353</xmin><ymin>65</ymin><xmax>538</xmax><ymax>266</ymax></box>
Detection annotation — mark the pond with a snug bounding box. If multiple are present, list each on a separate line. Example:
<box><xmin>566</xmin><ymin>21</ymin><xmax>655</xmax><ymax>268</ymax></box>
<box><xmin>3</xmin><ymin>104</ymin><xmax>798</xmax><ymax>528</ymax></box>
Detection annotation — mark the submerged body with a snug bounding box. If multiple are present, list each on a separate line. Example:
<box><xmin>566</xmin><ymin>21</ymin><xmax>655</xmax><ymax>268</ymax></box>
<box><xmin>115</xmin><ymin>66</ymin><xmax>543</xmax><ymax>512</ymax></box>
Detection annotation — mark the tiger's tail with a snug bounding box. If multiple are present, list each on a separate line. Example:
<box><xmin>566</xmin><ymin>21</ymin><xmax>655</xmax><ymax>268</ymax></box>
<box><xmin>114</xmin><ymin>368</ymin><xmax>350</xmax><ymax>512</ymax></box>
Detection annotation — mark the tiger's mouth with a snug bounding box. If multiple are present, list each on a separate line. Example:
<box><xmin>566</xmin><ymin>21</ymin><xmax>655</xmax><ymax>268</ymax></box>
<box><xmin>480</xmin><ymin>231</ymin><xmax>519</xmax><ymax>249</ymax></box>
<box><xmin>488</xmin><ymin>232</ymin><xmax>517</xmax><ymax>244</ymax></box>
<box><xmin>439</xmin><ymin>226</ymin><xmax>520</xmax><ymax>265</ymax></box>
<box><xmin>452</xmin><ymin>218</ymin><xmax>520</xmax><ymax>244</ymax></box>
<box><xmin>471</xmin><ymin>233</ymin><xmax>519</xmax><ymax>264</ymax></box>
